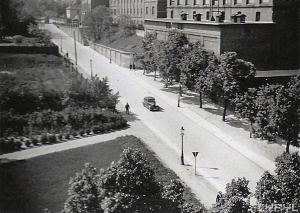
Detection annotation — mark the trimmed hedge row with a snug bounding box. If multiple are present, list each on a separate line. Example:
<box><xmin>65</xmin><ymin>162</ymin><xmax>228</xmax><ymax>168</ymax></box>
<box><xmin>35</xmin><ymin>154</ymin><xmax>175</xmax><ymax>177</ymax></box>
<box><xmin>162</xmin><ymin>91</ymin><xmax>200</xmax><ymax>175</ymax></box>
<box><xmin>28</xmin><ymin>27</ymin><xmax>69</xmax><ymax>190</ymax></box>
<box><xmin>0</xmin><ymin>119</ymin><xmax>127</xmax><ymax>154</ymax></box>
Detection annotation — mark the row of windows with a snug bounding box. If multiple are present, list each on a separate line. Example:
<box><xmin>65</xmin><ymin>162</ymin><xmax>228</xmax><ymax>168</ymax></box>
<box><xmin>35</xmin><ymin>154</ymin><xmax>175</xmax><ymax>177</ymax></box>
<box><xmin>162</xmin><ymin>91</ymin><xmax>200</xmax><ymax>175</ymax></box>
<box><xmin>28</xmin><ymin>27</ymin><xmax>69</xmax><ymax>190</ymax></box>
<box><xmin>170</xmin><ymin>0</ymin><xmax>269</xmax><ymax>6</ymax></box>
<box><xmin>118</xmin><ymin>8</ymin><xmax>146</xmax><ymax>15</ymax></box>
<box><xmin>115</xmin><ymin>6</ymin><xmax>157</xmax><ymax>15</ymax></box>
<box><xmin>170</xmin><ymin>10</ymin><xmax>261</xmax><ymax>21</ymax></box>
<box><xmin>111</xmin><ymin>0</ymin><xmax>144</xmax><ymax>5</ymax></box>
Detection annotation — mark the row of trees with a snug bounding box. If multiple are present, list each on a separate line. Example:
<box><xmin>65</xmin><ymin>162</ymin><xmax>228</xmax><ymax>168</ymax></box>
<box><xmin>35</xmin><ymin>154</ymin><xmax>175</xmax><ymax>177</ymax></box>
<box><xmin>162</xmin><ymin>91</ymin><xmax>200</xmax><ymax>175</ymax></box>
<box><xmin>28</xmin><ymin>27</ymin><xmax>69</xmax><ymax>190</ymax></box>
<box><xmin>63</xmin><ymin>148</ymin><xmax>202</xmax><ymax>213</ymax></box>
<box><xmin>211</xmin><ymin>151</ymin><xmax>300</xmax><ymax>213</ymax></box>
<box><xmin>140</xmin><ymin>31</ymin><xmax>300</xmax><ymax>152</ymax></box>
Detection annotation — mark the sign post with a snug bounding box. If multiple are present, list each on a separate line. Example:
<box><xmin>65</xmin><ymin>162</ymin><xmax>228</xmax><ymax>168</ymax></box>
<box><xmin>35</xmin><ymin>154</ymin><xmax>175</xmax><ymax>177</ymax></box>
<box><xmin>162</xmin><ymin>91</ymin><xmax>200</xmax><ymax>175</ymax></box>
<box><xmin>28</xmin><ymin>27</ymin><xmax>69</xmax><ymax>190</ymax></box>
<box><xmin>192</xmin><ymin>152</ymin><xmax>199</xmax><ymax>175</ymax></box>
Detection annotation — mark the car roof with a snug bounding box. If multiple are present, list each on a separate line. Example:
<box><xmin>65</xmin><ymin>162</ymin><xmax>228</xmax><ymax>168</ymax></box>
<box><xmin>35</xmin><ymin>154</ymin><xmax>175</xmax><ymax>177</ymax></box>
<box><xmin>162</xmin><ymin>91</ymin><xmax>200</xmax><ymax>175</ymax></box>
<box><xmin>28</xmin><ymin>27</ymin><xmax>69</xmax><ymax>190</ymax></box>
<box><xmin>144</xmin><ymin>96</ymin><xmax>155</xmax><ymax>100</ymax></box>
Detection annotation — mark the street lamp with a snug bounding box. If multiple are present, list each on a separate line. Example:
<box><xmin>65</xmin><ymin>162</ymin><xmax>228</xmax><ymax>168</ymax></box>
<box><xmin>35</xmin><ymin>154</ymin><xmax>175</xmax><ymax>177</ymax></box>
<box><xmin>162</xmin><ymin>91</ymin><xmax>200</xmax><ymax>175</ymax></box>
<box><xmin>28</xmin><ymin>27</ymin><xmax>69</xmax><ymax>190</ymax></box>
<box><xmin>180</xmin><ymin>126</ymin><xmax>185</xmax><ymax>165</ymax></box>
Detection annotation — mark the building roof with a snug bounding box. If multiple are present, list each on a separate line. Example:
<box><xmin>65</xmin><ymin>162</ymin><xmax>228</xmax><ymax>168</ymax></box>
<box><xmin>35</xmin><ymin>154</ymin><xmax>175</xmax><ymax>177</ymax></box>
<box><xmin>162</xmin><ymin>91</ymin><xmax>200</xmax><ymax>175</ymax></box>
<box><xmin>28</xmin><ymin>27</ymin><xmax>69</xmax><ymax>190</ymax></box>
<box><xmin>256</xmin><ymin>70</ymin><xmax>300</xmax><ymax>78</ymax></box>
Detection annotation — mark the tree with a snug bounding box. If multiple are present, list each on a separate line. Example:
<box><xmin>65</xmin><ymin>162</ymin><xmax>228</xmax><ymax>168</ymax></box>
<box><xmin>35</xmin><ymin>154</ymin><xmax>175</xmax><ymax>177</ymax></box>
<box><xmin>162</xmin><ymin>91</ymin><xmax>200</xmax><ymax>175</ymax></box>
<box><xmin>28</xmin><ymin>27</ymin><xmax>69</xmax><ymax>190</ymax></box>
<box><xmin>253</xmin><ymin>84</ymin><xmax>282</xmax><ymax>141</ymax></box>
<box><xmin>63</xmin><ymin>163</ymin><xmax>101</xmax><ymax>213</ymax></box>
<box><xmin>117</xmin><ymin>14</ymin><xmax>135</xmax><ymax>36</ymax></box>
<box><xmin>275</xmin><ymin>75</ymin><xmax>300</xmax><ymax>153</ymax></box>
<box><xmin>178</xmin><ymin>41</ymin><xmax>211</xmax><ymax>90</ymax></box>
<box><xmin>212</xmin><ymin>177</ymin><xmax>251</xmax><ymax>213</ymax></box>
<box><xmin>98</xmin><ymin>148</ymin><xmax>162</xmax><ymax>212</ymax></box>
<box><xmin>255</xmin><ymin>152</ymin><xmax>300</xmax><ymax>207</ymax></box>
<box><xmin>234</xmin><ymin>87</ymin><xmax>258</xmax><ymax>136</ymax></box>
<box><xmin>204</xmin><ymin>52</ymin><xmax>256</xmax><ymax>121</ymax></box>
<box><xmin>64</xmin><ymin>75</ymin><xmax>119</xmax><ymax>110</ymax></box>
<box><xmin>83</xmin><ymin>5</ymin><xmax>112</xmax><ymax>41</ymax></box>
<box><xmin>141</xmin><ymin>33</ymin><xmax>159</xmax><ymax>79</ymax></box>
<box><xmin>176</xmin><ymin>41</ymin><xmax>212</xmax><ymax>108</ymax></box>
<box><xmin>157</xmin><ymin>30</ymin><xmax>190</xmax><ymax>86</ymax></box>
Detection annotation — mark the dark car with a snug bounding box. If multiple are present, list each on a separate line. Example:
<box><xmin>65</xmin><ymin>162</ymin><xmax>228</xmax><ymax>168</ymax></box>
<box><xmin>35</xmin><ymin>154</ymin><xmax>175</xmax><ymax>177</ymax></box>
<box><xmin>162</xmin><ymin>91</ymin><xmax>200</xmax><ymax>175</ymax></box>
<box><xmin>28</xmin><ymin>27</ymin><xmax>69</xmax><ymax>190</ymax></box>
<box><xmin>143</xmin><ymin>96</ymin><xmax>160</xmax><ymax>111</ymax></box>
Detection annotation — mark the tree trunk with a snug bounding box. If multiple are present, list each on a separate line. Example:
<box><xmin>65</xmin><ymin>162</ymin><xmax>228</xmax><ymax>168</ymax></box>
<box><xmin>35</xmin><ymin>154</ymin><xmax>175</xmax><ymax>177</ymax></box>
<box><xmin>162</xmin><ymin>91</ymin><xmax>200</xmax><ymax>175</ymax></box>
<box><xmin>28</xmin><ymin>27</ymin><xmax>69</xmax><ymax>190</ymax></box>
<box><xmin>286</xmin><ymin>140</ymin><xmax>290</xmax><ymax>153</ymax></box>
<box><xmin>154</xmin><ymin>70</ymin><xmax>156</xmax><ymax>81</ymax></box>
<box><xmin>199</xmin><ymin>91</ymin><xmax>202</xmax><ymax>108</ymax></box>
<box><xmin>223</xmin><ymin>101</ymin><xmax>227</xmax><ymax>122</ymax></box>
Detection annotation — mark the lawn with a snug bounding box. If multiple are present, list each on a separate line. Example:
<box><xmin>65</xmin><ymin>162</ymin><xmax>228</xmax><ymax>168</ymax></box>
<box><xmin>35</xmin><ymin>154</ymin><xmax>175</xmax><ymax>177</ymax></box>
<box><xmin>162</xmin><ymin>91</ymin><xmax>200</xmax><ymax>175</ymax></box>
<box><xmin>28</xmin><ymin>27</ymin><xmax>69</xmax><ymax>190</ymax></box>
<box><xmin>0</xmin><ymin>53</ymin><xmax>70</xmax><ymax>93</ymax></box>
<box><xmin>0</xmin><ymin>135</ymin><xmax>205</xmax><ymax>213</ymax></box>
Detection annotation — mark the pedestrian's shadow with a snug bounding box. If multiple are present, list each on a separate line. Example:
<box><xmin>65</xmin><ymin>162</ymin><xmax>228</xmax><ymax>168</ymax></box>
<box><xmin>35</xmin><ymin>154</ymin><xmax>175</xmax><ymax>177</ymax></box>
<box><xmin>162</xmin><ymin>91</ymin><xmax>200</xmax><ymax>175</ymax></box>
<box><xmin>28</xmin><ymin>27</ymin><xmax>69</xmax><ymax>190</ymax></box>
<box><xmin>121</xmin><ymin>111</ymin><xmax>140</xmax><ymax>122</ymax></box>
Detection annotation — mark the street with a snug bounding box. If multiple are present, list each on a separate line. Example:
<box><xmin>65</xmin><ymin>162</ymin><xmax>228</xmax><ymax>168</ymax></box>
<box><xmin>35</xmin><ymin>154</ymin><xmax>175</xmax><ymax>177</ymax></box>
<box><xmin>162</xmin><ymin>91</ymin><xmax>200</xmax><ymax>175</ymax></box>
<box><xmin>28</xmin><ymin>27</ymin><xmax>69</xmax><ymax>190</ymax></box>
<box><xmin>46</xmin><ymin>24</ymin><xmax>277</xmax><ymax>208</ymax></box>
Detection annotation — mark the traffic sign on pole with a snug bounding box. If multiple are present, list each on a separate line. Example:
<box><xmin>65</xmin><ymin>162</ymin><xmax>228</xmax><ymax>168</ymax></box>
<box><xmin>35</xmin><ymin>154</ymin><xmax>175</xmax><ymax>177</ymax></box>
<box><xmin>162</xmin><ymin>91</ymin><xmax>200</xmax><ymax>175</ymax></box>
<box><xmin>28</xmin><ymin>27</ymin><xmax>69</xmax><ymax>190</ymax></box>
<box><xmin>192</xmin><ymin>152</ymin><xmax>199</xmax><ymax>175</ymax></box>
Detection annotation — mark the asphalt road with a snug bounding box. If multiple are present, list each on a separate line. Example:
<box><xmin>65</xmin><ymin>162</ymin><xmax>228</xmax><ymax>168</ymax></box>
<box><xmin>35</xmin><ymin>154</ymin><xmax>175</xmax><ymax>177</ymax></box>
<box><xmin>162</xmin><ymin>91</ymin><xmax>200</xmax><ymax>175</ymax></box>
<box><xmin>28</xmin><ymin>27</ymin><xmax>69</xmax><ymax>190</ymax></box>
<box><xmin>46</xmin><ymin>24</ymin><xmax>275</xmax><ymax>208</ymax></box>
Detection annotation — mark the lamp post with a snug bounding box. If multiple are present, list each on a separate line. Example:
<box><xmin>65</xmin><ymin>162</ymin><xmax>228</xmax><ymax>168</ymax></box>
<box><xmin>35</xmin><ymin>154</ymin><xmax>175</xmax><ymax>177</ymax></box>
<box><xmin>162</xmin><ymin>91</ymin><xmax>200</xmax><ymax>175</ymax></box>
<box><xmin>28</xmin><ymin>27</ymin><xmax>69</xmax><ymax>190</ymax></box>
<box><xmin>180</xmin><ymin>127</ymin><xmax>185</xmax><ymax>165</ymax></box>
<box><xmin>73</xmin><ymin>30</ymin><xmax>78</xmax><ymax>65</ymax></box>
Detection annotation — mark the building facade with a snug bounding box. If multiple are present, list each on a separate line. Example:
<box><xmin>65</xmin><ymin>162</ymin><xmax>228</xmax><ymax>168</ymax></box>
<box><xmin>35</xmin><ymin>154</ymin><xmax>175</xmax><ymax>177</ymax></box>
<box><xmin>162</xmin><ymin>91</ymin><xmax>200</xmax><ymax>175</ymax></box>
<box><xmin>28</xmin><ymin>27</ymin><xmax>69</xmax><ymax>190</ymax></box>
<box><xmin>110</xmin><ymin>0</ymin><xmax>167</xmax><ymax>25</ymax></box>
<box><xmin>144</xmin><ymin>0</ymin><xmax>300</xmax><ymax>71</ymax></box>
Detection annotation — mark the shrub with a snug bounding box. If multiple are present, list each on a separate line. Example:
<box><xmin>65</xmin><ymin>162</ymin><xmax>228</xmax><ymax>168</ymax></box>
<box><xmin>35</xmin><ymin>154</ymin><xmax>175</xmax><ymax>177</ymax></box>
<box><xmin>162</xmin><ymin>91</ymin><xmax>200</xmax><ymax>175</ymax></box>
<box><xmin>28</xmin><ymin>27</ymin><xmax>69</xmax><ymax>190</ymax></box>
<box><xmin>86</xmin><ymin>129</ymin><xmax>91</xmax><ymax>135</ymax></box>
<box><xmin>72</xmin><ymin>131</ymin><xmax>78</xmax><ymax>138</ymax></box>
<box><xmin>25</xmin><ymin>140</ymin><xmax>31</xmax><ymax>147</ymax></box>
<box><xmin>79</xmin><ymin>130</ymin><xmax>85</xmax><ymax>137</ymax></box>
<box><xmin>15</xmin><ymin>140</ymin><xmax>22</xmax><ymax>149</ymax></box>
<box><xmin>31</xmin><ymin>137</ymin><xmax>39</xmax><ymax>146</ymax></box>
<box><xmin>58</xmin><ymin>133</ymin><xmax>63</xmax><ymax>141</ymax></box>
<box><xmin>103</xmin><ymin>123</ymin><xmax>112</xmax><ymax>131</ymax></box>
<box><xmin>48</xmin><ymin>134</ymin><xmax>57</xmax><ymax>143</ymax></box>
<box><xmin>40</xmin><ymin>134</ymin><xmax>48</xmax><ymax>144</ymax></box>
<box><xmin>92</xmin><ymin>126</ymin><xmax>100</xmax><ymax>134</ymax></box>
<box><xmin>65</xmin><ymin>133</ymin><xmax>70</xmax><ymax>140</ymax></box>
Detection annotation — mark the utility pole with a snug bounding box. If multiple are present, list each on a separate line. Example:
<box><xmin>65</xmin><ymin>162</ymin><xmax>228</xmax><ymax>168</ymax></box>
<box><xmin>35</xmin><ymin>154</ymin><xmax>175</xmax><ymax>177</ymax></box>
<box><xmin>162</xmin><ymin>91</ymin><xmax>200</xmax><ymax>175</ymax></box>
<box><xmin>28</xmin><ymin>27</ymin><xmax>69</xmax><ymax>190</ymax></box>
<box><xmin>73</xmin><ymin>31</ymin><xmax>77</xmax><ymax>65</ymax></box>
<box><xmin>90</xmin><ymin>59</ymin><xmax>93</xmax><ymax>79</ymax></box>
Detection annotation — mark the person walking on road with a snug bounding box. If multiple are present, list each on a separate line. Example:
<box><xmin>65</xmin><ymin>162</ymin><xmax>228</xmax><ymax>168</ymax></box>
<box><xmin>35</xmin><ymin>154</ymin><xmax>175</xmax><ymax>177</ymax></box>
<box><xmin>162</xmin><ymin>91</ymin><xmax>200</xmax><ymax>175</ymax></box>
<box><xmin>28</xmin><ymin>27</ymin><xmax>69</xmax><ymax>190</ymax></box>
<box><xmin>125</xmin><ymin>103</ymin><xmax>130</xmax><ymax>114</ymax></box>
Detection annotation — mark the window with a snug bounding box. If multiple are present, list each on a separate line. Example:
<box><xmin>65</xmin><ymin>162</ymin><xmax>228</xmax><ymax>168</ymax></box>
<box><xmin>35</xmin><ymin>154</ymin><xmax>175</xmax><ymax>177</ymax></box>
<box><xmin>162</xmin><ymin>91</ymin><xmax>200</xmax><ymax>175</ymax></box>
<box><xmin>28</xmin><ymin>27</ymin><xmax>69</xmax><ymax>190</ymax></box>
<box><xmin>146</xmin><ymin>7</ymin><xmax>148</xmax><ymax>14</ymax></box>
<box><xmin>141</xmin><ymin>8</ymin><xmax>143</xmax><ymax>14</ymax></box>
<box><xmin>130</xmin><ymin>9</ymin><xmax>132</xmax><ymax>14</ymax></box>
<box><xmin>185</xmin><ymin>0</ymin><xmax>188</xmax><ymax>5</ymax></box>
<box><xmin>137</xmin><ymin>8</ymin><xmax>139</xmax><ymax>14</ymax></box>
<box><xmin>203</xmin><ymin>0</ymin><xmax>209</xmax><ymax>4</ymax></box>
<box><xmin>247</xmin><ymin>0</ymin><xmax>255</xmax><ymax>3</ymax></box>
<box><xmin>255</xmin><ymin>12</ymin><xmax>260</xmax><ymax>21</ymax></box>
<box><xmin>134</xmin><ymin>9</ymin><xmax>135</xmax><ymax>14</ymax></box>
<box><xmin>234</xmin><ymin>0</ymin><xmax>242</xmax><ymax>4</ymax></box>
<box><xmin>171</xmin><ymin>10</ymin><xmax>173</xmax><ymax>18</ymax></box>
<box><xmin>152</xmin><ymin>6</ymin><xmax>155</xmax><ymax>15</ymax></box>
<box><xmin>170</xmin><ymin>0</ymin><xmax>172</xmax><ymax>5</ymax></box>
<box><xmin>260</xmin><ymin>0</ymin><xmax>269</xmax><ymax>3</ymax></box>
<box><xmin>206</xmin><ymin>11</ymin><xmax>210</xmax><ymax>20</ymax></box>
<box><xmin>223</xmin><ymin>0</ymin><xmax>228</xmax><ymax>4</ymax></box>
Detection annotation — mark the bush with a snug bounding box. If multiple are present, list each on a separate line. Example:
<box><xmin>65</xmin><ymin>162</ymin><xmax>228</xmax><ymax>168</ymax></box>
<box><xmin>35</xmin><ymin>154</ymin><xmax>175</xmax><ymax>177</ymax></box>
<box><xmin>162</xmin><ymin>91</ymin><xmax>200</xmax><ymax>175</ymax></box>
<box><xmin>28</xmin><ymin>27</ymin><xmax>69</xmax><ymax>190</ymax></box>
<box><xmin>58</xmin><ymin>133</ymin><xmax>63</xmax><ymax>141</ymax></box>
<box><xmin>86</xmin><ymin>129</ymin><xmax>91</xmax><ymax>135</ymax></box>
<box><xmin>79</xmin><ymin>130</ymin><xmax>85</xmax><ymax>137</ymax></box>
<box><xmin>103</xmin><ymin>123</ymin><xmax>112</xmax><ymax>131</ymax></box>
<box><xmin>48</xmin><ymin>134</ymin><xmax>57</xmax><ymax>143</ymax></box>
<box><xmin>40</xmin><ymin>134</ymin><xmax>48</xmax><ymax>144</ymax></box>
<box><xmin>72</xmin><ymin>131</ymin><xmax>78</xmax><ymax>138</ymax></box>
<box><xmin>31</xmin><ymin>137</ymin><xmax>39</xmax><ymax>146</ymax></box>
<box><xmin>25</xmin><ymin>140</ymin><xmax>31</xmax><ymax>147</ymax></box>
<box><xmin>92</xmin><ymin>126</ymin><xmax>100</xmax><ymax>134</ymax></box>
<box><xmin>65</xmin><ymin>133</ymin><xmax>70</xmax><ymax>140</ymax></box>
<box><xmin>14</xmin><ymin>140</ymin><xmax>22</xmax><ymax>149</ymax></box>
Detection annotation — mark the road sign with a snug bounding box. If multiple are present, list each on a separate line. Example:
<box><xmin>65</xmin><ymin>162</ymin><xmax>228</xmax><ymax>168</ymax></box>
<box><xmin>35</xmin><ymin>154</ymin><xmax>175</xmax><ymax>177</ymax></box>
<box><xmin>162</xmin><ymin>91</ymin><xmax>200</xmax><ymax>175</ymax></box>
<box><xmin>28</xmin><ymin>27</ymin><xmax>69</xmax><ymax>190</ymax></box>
<box><xmin>192</xmin><ymin>152</ymin><xmax>199</xmax><ymax>157</ymax></box>
<box><xmin>192</xmin><ymin>152</ymin><xmax>199</xmax><ymax>175</ymax></box>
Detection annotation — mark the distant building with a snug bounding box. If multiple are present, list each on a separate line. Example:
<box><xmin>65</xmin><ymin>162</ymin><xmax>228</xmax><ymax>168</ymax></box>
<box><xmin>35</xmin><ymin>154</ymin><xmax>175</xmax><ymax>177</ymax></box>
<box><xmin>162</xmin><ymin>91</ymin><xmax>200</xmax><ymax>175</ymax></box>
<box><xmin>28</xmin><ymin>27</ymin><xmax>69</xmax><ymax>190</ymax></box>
<box><xmin>110</xmin><ymin>0</ymin><xmax>167</xmax><ymax>26</ymax></box>
<box><xmin>144</xmin><ymin>0</ymin><xmax>300</xmax><ymax>71</ymax></box>
<box><xmin>66</xmin><ymin>1</ymin><xmax>82</xmax><ymax>25</ymax></box>
<box><xmin>81</xmin><ymin>0</ymin><xmax>110</xmax><ymax>22</ymax></box>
